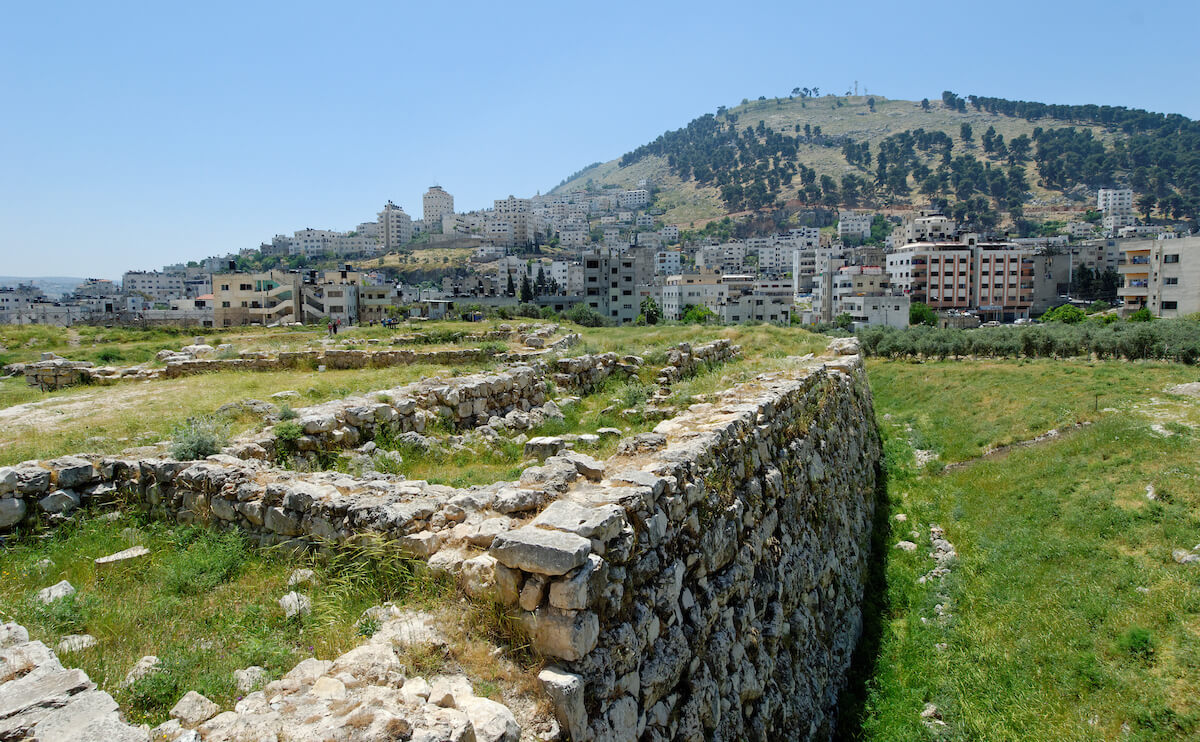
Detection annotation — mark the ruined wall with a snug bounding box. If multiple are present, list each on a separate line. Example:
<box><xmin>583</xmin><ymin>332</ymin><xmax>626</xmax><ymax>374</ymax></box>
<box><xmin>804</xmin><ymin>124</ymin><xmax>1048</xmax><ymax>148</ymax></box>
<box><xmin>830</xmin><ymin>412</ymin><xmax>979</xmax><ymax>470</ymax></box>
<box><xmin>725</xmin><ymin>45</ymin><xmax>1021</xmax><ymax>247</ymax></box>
<box><xmin>552</xmin><ymin>353</ymin><xmax>643</xmax><ymax>394</ymax></box>
<box><xmin>654</xmin><ymin>339</ymin><xmax>740</xmax><ymax>385</ymax></box>
<box><xmin>483</xmin><ymin>349</ymin><xmax>880</xmax><ymax>741</ymax></box>
<box><xmin>0</xmin><ymin>341</ymin><xmax>883</xmax><ymax>742</ymax></box>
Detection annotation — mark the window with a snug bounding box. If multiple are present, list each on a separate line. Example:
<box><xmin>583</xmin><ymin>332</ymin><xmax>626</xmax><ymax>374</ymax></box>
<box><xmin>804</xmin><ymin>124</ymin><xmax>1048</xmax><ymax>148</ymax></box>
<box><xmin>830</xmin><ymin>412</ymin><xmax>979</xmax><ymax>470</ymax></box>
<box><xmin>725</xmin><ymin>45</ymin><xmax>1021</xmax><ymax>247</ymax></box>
<box><xmin>1164</xmin><ymin>301</ymin><xmax>1178</xmax><ymax>309</ymax></box>
<box><xmin>1165</xmin><ymin>277</ymin><xmax>1179</xmax><ymax>285</ymax></box>
<box><xmin>1164</xmin><ymin>254</ymin><xmax>1180</xmax><ymax>264</ymax></box>
<box><xmin>220</xmin><ymin>284</ymin><xmax>229</xmax><ymax>291</ymax></box>
<box><xmin>221</xmin><ymin>301</ymin><xmax>230</xmax><ymax>308</ymax></box>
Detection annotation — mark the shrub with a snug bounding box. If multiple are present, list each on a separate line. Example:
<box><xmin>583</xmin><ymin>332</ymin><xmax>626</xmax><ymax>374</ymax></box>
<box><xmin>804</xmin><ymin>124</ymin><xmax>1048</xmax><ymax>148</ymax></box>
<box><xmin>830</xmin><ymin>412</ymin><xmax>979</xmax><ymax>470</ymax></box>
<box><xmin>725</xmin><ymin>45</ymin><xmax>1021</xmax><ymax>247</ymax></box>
<box><xmin>33</xmin><ymin>592</ymin><xmax>97</xmax><ymax>633</ymax></box>
<box><xmin>564</xmin><ymin>303</ymin><xmax>608</xmax><ymax>327</ymax></box>
<box><xmin>1040</xmin><ymin>304</ymin><xmax>1086</xmax><ymax>324</ymax></box>
<box><xmin>96</xmin><ymin>348</ymin><xmax>124</xmax><ymax>363</ymax></box>
<box><xmin>1129</xmin><ymin>307</ymin><xmax>1154</xmax><ymax>322</ymax></box>
<box><xmin>274</xmin><ymin>420</ymin><xmax>302</xmax><ymax>442</ymax></box>
<box><xmin>170</xmin><ymin>417</ymin><xmax>227</xmax><ymax>461</ymax></box>
<box><xmin>278</xmin><ymin>404</ymin><xmax>298</xmax><ymax>421</ymax></box>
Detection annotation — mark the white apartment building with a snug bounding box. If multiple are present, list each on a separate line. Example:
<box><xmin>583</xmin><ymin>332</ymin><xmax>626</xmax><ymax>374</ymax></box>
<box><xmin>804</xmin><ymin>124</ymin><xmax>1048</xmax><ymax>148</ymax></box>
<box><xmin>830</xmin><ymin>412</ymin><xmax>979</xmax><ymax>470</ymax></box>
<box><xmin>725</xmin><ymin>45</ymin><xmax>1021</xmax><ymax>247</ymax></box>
<box><xmin>902</xmin><ymin>210</ymin><xmax>956</xmax><ymax>245</ymax></box>
<box><xmin>1066</xmin><ymin>221</ymin><xmax>1097</xmax><ymax>240</ymax></box>
<box><xmin>837</xmin><ymin>211</ymin><xmax>873</xmax><ymax>241</ymax></box>
<box><xmin>660</xmin><ymin>225</ymin><xmax>680</xmax><ymax>242</ymax></box>
<box><xmin>696</xmin><ymin>243</ymin><xmax>747</xmax><ymax>273</ymax></box>
<box><xmin>655</xmin><ymin>250</ymin><xmax>682</xmax><ymax>276</ymax></box>
<box><xmin>291</xmin><ymin>229</ymin><xmax>340</xmax><ymax>257</ymax></box>
<box><xmin>423</xmin><ymin>186</ymin><xmax>454</xmax><ymax>227</ymax></box>
<box><xmin>560</xmin><ymin>227</ymin><xmax>589</xmax><ymax>248</ymax></box>
<box><xmin>378</xmin><ymin>202</ymin><xmax>413</xmax><ymax>251</ymax></box>
<box><xmin>617</xmin><ymin>189</ymin><xmax>650</xmax><ymax>209</ymax></box>
<box><xmin>1097</xmin><ymin>188</ymin><xmax>1134</xmax><ymax>215</ymax></box>
<box><xmin>122</xmin><ymin>271</ymin><xmax>187</xmax><ymax>301</ymax></box>
<box><xmin>636</xmin><ymin>213</ymin><xmax>655</xmax><ymax>228</ymax></box>
<box><xmin>754</xmin><ymin>245</ymin><xmax>796</xmax><ymax>276</ymax></box>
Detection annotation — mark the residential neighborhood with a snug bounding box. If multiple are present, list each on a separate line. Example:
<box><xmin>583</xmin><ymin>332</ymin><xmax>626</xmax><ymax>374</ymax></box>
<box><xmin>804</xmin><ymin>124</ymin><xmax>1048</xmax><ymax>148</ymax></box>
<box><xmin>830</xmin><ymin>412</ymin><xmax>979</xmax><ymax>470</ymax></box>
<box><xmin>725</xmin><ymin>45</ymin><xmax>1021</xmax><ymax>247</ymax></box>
<box><xmin>2</xmin><ymin>185</ymin><xmax>1196</xmax><ymax>329</ymax></box>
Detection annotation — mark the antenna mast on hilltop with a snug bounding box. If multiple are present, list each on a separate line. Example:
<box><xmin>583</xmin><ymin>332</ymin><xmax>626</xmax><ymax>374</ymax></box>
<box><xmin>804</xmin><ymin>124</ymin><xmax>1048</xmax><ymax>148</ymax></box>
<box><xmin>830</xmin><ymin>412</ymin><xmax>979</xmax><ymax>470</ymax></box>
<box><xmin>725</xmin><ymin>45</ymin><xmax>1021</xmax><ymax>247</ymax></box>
<box><xmin>854</xmin><ymin>80</ymin><xmax>858</xmax><ymax>96</ymax></box>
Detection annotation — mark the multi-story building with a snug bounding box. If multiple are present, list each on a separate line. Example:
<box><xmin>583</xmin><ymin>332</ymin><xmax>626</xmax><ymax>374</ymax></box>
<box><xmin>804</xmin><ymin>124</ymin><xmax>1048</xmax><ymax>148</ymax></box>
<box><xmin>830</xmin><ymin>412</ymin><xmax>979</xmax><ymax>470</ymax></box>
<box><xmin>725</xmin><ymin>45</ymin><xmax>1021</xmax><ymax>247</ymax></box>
<box><xmin>617</xmin><ymin>189</ymin><xmax>650</xmax><ymax>209</ymax></box>
<box><xmin>837</xmin><ymin>211</ymin><xmax>873</xmax><ymax>241</ymax></box>
<box><xmin>660</xmin><ymin>225</ymin><xmax>680</xmax><ymax>243</ymax></box>
<box><xmin>1066</xmin><ymin>221</ymin><xmax>1098</xmax><ymax>240</ymax></box>
<box><xmin>754</xmin><ymin>244</ymin><xmax>796</xmax><ymax>276</ymax></box>
<box><xmin>213</xmin><ymin>270</ymin><xmax>305</xmax><ymax>327</ymax></box>
<box><xmin>886</xmin><ymin>235</ymin><xmax>1036</xmax><ymax>321</ymax></box>
<box><xmin>635</xmin><ymin>213</ymin><xmax>655</xmax><ymax>228</ymax></box>
<box><xmin>423</xmin><ymin>186</ymin><xmax>454</xmax><ymax>228</ymax></box>
<box><xmin>655</xmin><ymin>250</ymin><xmax>682</xmax><ymax>276</ymax></box>
<box><xmin>1117</xmin><ymin>236</ymin><xmax>1200</xmax><ymax>317</ymax></box>
<box><xmin>1098</xmin><ymin>188</ymin><xmax>1135</xmax><ymax>235</ymax></box>
<box><xmin>358</xmin><ymin>285</ymin><xmax>401</xmax><ymax>324</ymax></box>
<box><xmin>378</xmin><ymin>201</ymin><xmax>413</xmax><ymax>251</ymax></box>
<box><xmin>902</xmin><ymin>210</ymin><xmax>956</xmax><ymax>244</ymax></box>
<box><xmin>696</xmin><ymin>243</ymin><xmax>747</xmax><ymax>273</ymax></box>
<box><xmin>581</xmin><ymin>246</ymin><xmax>656</xmax><ymax>324</ymax></box>
<box><xmin>122</xmin><ymin>271</ymin><xmax>187</xmax><ymax>302</ymax></box>
<box><xmin>494</xmin><ymin>196</ymin><xmax>532</xmax><ymax>248</ymax></box>
<box><xmin>662</xmin><ymin>272</ymin><xmax>728</xmax><ymax>321</ymax></box>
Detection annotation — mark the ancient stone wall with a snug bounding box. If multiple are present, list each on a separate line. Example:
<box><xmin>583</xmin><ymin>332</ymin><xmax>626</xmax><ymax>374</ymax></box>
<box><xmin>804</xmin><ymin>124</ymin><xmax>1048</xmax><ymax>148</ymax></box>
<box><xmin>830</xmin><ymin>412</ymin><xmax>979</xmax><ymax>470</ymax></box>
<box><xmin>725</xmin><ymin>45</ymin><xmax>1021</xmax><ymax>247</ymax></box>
<box><xmin>654</xmin><ymin>339</ymin><xmax>740</xmax><ymax>385</ymax></box>
<box><xmin>0</xmin><ymin>340</ymin><xmax>882</xmax><ymax>742</ymax></box>
<box><xmin>552</xmin><ymin>353</ymin><xmax>643</xmax><ymax>394</ymax></box>
<box><xmin>481</xmin><ymin>348</ymin><xmax>880</xmax><ymax>741</ymax></box>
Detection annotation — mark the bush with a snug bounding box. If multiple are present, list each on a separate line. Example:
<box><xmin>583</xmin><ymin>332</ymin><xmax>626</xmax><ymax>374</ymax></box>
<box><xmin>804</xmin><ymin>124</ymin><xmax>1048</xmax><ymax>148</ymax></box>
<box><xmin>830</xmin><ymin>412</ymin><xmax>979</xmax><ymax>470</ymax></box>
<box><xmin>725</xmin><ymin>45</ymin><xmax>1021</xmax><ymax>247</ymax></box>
<box><xmin>278</xmin><ymin>405</ymin><xmax>298</xmax><ymax>421</ymax></box>
<box><xmin>33</xmin><ymin>592</ymin><xmax>97</xmax><ymax>633</ymax></box>
<box><xmin>170</xmin><ymin>417</ymin><xmax>228</xmax><ymax>461</ymax></box>
<box><xmin>96</xmin><ymin>348</ymin><xmax>124</xmax><ymax>363</ymax></box>
<box><xmin>1040</xmin><ymin>304</ymin><xmax>1086</xmax><ymax>324</ymax></box>
<box><xmin>1130</xmin><ymin>307</ymin><xmax>1154</xmax><ymax>322</ymax></box>
<box><xmin>564</xmin><ymin>303</ymin><xmax>608</xmax><ymax>327</ymax></box>
<box><xmin>274</xmin><ymin>419</ymin><xmax>302</xmax><ymax>442</ymax></box>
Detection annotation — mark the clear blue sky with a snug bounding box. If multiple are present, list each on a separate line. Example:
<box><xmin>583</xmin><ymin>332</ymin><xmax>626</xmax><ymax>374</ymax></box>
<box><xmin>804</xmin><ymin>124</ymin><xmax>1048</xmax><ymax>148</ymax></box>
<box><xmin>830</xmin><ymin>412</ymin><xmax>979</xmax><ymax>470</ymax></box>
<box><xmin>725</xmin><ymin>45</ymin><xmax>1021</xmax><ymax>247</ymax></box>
<box><xmin>2</xmin><ymin>0</ymin><xmax>1197</xmax><ymax>279</ymax></box>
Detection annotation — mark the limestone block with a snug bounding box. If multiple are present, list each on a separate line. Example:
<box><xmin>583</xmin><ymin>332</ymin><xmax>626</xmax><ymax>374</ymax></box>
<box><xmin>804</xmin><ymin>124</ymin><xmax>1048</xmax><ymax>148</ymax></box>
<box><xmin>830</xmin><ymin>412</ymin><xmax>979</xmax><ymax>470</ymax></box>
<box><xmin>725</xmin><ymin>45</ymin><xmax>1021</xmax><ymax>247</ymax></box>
<box><xmin>170</xmin><ymin>690</ymin><xmax>220</xmax><ymax>728</ymax></box>
<box><xmin>51</xmin><ymin>458</ymin><xmax>96</xmax><ymax>489</ymax></box>
<box><xmin>523</xmin><ymin>608</ymin><xmax>599</xmax><ymax>661</ymax></box>
<box><xmin>458</xmin><ymin>696</ymin><xmax>520</xmax><ymax>742</ymax></box>
<box><xmin>490</xmin><ymin>527</ymin><xmax>591</xmax><ymax>576</ymax></box>
<box><xmin>524</xmin><ymin>436</ymin><xmax>566</xmax><ymax>460</ymax></box>
<box><xmin>428</xmin><ymin>674</ymin><xmax>473</xmax><ymax>708</ymax></box>
<box><xmin>37</xmin><ymin>581</ymin><xmax>76</xmax><ymax>605</ymax></box>
<box><xmin>530</xmin><ymin>501</ymin><xmax>625</xmax><ymax>542</ymax></box>
<box><xmin>548</xmin><ymin>555</ymin><xmax>608</xmax><ymax>611</ymax></box>
<box><xmin>234</xmin><ymin>666</ymin><xmax>268</xmax><ymax>694</ymax></box>
<box><xmin>278</xmin><ymin>592</ymin><xmax>311</xmax><ymax>619</ymax></box>
<box><xmin>95</xmin><ymin>546</ymin><xmax>150</xmax><ymax>567</ymax></box>
<box><xmin>122</xmin><ymin>655</ymin><xmax>161</xmax><ymax>687</ymax></box>
<box><xmin>0</xmin><ymin>498</ymin><xmax>26</xmax><ymax>529</ymax></box>
<box><xmin>38</xmin><ymin>489</ymin><xmax>80</xmax><ymax>515</ymax></box>
<box><xmin>400</xmin><ymin>530</ymin><xmax>442</xmax><ymax>558</ymax></box>
<box><xmin>539</xmin><ymin>667</ymin><xmax>587</xmax><ymax>741</ymax></box>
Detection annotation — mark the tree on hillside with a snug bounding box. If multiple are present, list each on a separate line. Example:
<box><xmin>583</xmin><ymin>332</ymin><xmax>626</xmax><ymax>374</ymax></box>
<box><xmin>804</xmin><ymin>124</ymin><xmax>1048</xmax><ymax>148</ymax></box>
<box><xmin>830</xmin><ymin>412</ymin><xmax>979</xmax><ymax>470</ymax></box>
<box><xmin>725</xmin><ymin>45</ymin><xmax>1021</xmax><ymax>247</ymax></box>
<box><xmin>519</xmin><ymin>274</ymin><xmax>533</xmax><ymax>302</ymax></box>
<box><xmin>867</xmin><ymin>97</ymin><xmax>876</xmax><ymax>112</ymax></box>
<box><xmin>960</xmin><ymin>123</ymin><xmax>973</xmax><ymax>144</ymax></box>
<box><xmin>505</xmin><ymin>273</ymin><xmax>515</xmax><ymax>297</ymax></box>
<box><xmin>921</xmin><ymin>98</ymin><xmax>931</xmax><ymax>110</ymax></box>
<box><xmin>1137</xmin><ymin>193</ymin><xmax>1156</xmax><ymax>219</ymax></box>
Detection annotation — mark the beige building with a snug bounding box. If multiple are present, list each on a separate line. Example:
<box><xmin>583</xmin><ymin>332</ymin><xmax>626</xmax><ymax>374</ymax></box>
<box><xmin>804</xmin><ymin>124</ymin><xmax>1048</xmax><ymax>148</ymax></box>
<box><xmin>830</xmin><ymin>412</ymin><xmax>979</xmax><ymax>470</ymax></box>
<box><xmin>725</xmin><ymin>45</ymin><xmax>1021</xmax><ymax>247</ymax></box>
<box><xmin>378</xmin><ymin>201</ymin><xmax>413</xmax><ymax>251</ymax></box>
<box><xmin>1118</xmin><ymin>236</ymin><xmax>1200</xmax><ymax>317</ymax></box>
<box><xmin>213</xmin><ymin>270</ymin><xmax>304</xmax><ymax>327</ymax></box>
<box><xmin>423</xmin><ymin>186</ymin><xmax>454</xmax><ymax>228</ymax></box>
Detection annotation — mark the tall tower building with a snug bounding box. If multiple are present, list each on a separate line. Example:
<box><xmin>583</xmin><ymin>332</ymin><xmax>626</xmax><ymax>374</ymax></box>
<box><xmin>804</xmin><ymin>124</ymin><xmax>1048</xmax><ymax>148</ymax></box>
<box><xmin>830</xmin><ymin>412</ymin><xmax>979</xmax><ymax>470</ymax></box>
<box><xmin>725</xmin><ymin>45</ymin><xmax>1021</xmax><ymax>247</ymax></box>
<box><xmin>423</xmin><ymin>186</ymin><xmax>455</xmax><ymax>229</ymax></box>
<box><xmin>377</xmin><ymin>201</ymin><xmax>412</xmax><ymax>251</ymax></box>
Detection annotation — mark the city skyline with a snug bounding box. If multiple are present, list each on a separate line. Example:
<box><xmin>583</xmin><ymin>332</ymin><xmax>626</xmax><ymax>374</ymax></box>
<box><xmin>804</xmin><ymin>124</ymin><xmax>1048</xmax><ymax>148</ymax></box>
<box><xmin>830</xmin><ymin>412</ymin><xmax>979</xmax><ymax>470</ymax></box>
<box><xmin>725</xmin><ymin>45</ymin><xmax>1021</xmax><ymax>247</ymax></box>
<box><xmin>2</xmin><ymin>0</ymin><xmax>1199</xmax><ymax>278</ymax></box>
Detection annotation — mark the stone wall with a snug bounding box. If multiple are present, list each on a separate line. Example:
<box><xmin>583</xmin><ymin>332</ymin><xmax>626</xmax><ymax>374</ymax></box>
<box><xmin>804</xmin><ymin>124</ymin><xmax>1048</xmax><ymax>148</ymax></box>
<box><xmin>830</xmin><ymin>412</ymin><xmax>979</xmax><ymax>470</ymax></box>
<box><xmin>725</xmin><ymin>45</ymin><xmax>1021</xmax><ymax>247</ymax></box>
<box><xmin>654</xmin><ymin>339</ymin><xmax>740</xmax><ymax>385</ymax></box>
<box><xmin>480</xmin><ymin>347</ymin><xmax>880</xmax><ymax>741</ymax></box>
<box><xmin>0</xmin><ymin>340</ymin><xmax>883</xmax><ymax>742</ymax></box>
<box><xmin>226</xmin><ymin>364</ymin><xmax>549</xmax><ymax>462</ymax></box>
<box><xmin>552</xmin><ymin>353</ymin><xmax>644</xmax><ymax>394</ymax></box>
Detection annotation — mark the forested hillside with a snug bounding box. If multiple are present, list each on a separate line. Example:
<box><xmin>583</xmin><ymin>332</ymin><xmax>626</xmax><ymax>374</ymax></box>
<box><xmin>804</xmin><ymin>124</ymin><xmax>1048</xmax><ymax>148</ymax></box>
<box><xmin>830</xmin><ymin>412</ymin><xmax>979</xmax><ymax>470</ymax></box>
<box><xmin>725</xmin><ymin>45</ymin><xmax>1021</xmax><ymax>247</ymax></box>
<box><xmin>552</xmin><ymin>91</ymin><xmax>1199</xmax><ymax>229</ymax></box>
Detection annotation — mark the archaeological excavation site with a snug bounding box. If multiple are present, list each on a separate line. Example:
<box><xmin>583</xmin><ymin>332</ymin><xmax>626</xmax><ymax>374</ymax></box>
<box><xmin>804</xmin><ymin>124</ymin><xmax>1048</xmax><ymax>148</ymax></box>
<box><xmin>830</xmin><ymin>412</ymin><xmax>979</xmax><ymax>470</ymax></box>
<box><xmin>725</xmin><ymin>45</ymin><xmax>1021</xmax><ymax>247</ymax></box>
<box><xmin>0</xmin><ymin>323</ymin><xmax>885</xmax><ymax>742</ymax></box>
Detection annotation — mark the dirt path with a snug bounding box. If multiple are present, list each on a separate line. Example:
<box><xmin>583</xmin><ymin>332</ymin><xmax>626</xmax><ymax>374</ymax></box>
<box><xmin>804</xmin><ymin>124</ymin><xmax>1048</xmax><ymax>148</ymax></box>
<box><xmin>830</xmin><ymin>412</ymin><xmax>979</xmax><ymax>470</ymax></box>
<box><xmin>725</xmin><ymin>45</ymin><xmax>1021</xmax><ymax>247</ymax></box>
<box><xmin>66</xmin><ymin>329</ymin><xmax>80</xmax><ymax>347</ymax></box>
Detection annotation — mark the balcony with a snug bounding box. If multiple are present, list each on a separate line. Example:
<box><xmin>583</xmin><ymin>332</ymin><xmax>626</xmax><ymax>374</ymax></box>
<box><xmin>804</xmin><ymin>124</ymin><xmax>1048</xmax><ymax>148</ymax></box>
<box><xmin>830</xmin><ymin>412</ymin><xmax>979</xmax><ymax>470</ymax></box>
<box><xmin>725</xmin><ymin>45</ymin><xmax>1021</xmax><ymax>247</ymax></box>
<box><xmin>1126</xmin><ymin>280</ymin><xmax>1149</xmax><ymax>288</ymax></box>
<box><xmin>1129</xmin><ymin>256</ymin><xmax>1150</xmax><ymax>265</ymax></box>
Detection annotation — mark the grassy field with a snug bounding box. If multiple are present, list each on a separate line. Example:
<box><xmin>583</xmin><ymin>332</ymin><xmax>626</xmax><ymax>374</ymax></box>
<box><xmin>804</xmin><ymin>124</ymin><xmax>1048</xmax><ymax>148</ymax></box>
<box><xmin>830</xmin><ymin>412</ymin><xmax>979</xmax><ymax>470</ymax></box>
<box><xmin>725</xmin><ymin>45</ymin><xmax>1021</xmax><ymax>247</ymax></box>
<box><xmin>850</xmin><ymin>359</ymin><xmax>1200</xmax><ymax>741</ymax></box>
<box><xmin>0</xmin><ymin>511</ymin><xmax>450</xmax><ymax>725</ymax></box>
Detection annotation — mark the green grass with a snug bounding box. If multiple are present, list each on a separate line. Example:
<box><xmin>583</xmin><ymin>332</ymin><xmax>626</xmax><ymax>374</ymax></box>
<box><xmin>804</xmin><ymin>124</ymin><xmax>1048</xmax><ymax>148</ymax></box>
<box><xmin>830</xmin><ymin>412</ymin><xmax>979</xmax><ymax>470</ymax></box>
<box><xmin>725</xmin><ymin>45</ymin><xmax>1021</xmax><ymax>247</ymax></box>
<box><xmin>853</xmin><ymin>359</ymin><xmax>1200</xmax><ymax>741</ymax></box>
<box><xmin>0</xmin><ymin>511</ymin><xmax>450</xmax><ymax>725</ymax></box>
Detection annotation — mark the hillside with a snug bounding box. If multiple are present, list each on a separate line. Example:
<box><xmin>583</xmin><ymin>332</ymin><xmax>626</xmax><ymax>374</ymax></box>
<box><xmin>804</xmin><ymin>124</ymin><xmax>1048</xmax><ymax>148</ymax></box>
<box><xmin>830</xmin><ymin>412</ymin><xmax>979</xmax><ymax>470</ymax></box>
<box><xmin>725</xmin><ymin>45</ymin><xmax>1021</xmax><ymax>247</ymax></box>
<box><xmin>552</xmin><ymin>92</ymin><xmax>1200</xmax><ymax>231</ymax></box>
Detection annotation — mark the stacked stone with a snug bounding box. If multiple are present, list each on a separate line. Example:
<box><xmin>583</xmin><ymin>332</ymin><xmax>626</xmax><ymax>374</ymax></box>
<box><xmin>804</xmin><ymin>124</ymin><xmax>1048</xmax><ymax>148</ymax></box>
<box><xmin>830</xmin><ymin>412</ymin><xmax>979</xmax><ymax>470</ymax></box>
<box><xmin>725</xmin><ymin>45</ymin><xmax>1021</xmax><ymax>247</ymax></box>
<box><xmin>0</xmin><ymin>456</ymin><xmax>112</xmax><ymax>529</ymax></box>
<box><xmin>161</xmin><ymin>347</ymin><xmax>500</xmax><ymax>379</ymax></box>
<box><xmin>227</xmin><ymin>364</ymin><xmax>548</xmax><ymax>461</ymax></box>
<box><xmin>655</xmin><ymin>339</ymin><xmax>740</xmax><ymax>385</ymax></box>
<box><xmin>0</xmin><ymin>622</ymin><xmax>146</xmax><ymax>741</ymax></box>
<box><xmin>22</xmin><ymin>354</ymin><xmax>94</xmax><ymax>390</ymax></box>
<box><xmin>472</xmin><ymin>348</ymin><xmax>880</xmax><ymax>741</ymax></box>
<box><xmin>552</xmin><ymin>353</ymin><xmax>643</xmax><ymax>394</ymax></box>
